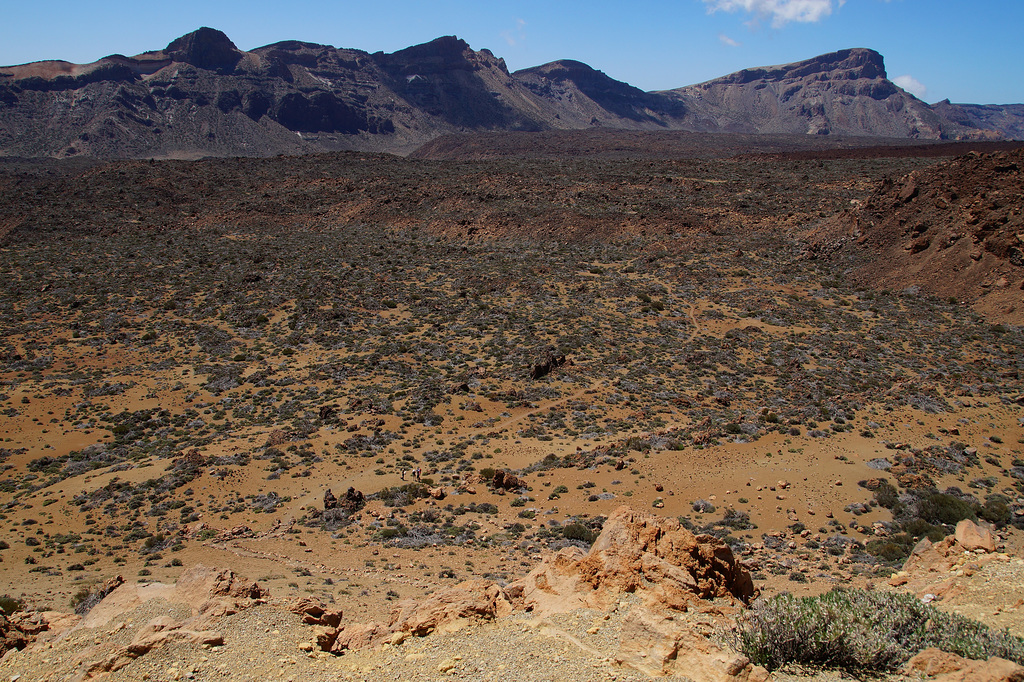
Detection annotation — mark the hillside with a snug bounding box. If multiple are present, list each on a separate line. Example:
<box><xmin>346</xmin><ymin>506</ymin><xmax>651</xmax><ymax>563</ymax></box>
<box><xmin>1</xmin><ymin>29</ymin><xmax>1022</xmax><ymax>158</ymax></box>
<box><xmin>809</xmin><ymin>148</ymin><xmax>1024</xmax><ymax>324</ymax></box>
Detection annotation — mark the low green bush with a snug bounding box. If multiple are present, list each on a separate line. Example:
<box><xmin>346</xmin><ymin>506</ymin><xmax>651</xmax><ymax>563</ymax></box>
<box><xmin>732</xmin><ymin>588</ymin><xmax>1024</xmax><ymax>673</ymax></box>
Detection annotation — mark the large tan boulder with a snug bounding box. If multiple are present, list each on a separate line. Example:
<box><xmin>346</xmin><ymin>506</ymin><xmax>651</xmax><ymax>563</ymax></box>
<box><xmin>81</xmin><ymin>564</ymin><xmax>267</xmax><ymax>629</ymax></box>
<box><xmin>390</xmin><ymin>579</ymin><xmax>515</xmax><ymax>636</ymax></box>
<box><xmin>328</xmin><ymin>622</ymin><xmax>389</xmax><ymax>653</ymax></box>
<box><xmin>514</xmin><ymin>506</ymin><xmax>754</xmax><ymax>615</ymax></box>
<box><xmin>9</xmin><ymin>610</ymin><xmax>81</xmax><ymax>637</ymax></box>
<box><xmin>904</xmin><ymin>647</ymin><xmax>1024</xmax><ymax>681</ymax></box>
<box><xmin>71</xmin><ymin>566</ymin><xmax>265</xmax><ymax>677</ymax></box>
<box><xmin>955</xmin><ymin>519</ymin><xmax>996</xmax><ymax>553</ymax></box>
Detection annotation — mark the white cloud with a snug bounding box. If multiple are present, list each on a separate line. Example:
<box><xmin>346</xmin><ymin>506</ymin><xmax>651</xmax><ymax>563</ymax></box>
<box><xmin>718</xmin><ymin>33</ymin><xmax>742</xmax><ymax>46</ymax></box>
<box><xmin>703</xmin><ymin>0</ymin><xmax>843</xmax><ymax>28</ymax></box>
<box><xmin>501</xmin><ymin>18</ymin><xmax>527</xmax><ymax>47</ymax></box>
<box><xmin>893</xmin><ymin>74</ymin><xmax>927</xmax><ymax>99</ymax></box>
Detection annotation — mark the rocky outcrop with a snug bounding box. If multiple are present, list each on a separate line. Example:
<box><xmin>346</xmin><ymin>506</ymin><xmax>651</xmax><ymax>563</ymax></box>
<box><xmin>507</xmin><ymin>506</ymin><xmax>762</xmax><ymax>681</ymax></box>
<box><xmin>616</xmin><ymin>608</ymin><xmax>769</xmax><ymax>682</ymax></box>
<box><xmin>809</xmin><ymin>148</ymin><xmax>1024</xmax><ymax>323</ymax></box>
<box><xmin>83</xmin><ymin>616</ymin><xmax>225</xmax><ymax>678</ymax></box>
<box><xmin>530</xmin><ymin>352</ymin><xmax>567</xmax><ymax>380</ymax></box>
<box><xmin>389</xmin><ymin>579</ymin><xmax>514</xmax><ymax>637</ymax></box>
<box><xmin>9</xmin><ymin>610</ymin><xmax>81</xmax><ymax>637</ymax></box>
<box><xmin>492</xmin><ymin>469</ymin><xmax>526</xmax><ymax>491</ymax></box>
<box><xmin>302</xmin><ymin>507</ymin><xmax>753</xmax><ymax>667</ymax></box>
<box><xmin>67</xmin><ymin>566</ymin><xmax>265</xmax><ymax>677</ymax></box>
<box><xmin>514</xmin><ymin>506</ymin><xmax>754</xmax><ymax>615</ymax></box>
<box><xmin>306</xmin><ymin>579</ymin><xmax>514</xmax><ymax>654</ymax></box>
<box><xmin>0</xmin><ymin>614</ymin><xmax>30</xmax><ymax>658</ymax></box>
<box><xmin>290</xmin><ymin>597</ymin><xmax>342</xmax><ymax>628</ymax></box>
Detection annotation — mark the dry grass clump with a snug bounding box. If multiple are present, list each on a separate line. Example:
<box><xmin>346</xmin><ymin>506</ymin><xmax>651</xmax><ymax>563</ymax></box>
<box><xmin>732</xmin><ymin>588</ymin><xmax>1024</xmax><ymax>673</ymax></box>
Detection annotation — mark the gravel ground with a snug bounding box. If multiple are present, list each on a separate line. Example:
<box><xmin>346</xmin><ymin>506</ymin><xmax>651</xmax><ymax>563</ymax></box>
<box><xmin>1</xmin><ymin>596</ymin><xmax>689</xmax><ymax>682</ymax></box>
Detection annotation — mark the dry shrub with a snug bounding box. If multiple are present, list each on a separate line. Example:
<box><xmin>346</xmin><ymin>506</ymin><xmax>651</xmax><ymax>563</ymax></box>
<box><xmin>731</xmin><ymin>588</ymin><xmax>1024</xmax><ymax>673</ymax></box>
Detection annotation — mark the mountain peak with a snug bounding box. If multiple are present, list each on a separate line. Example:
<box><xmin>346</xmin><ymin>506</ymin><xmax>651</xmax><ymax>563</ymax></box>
<box><xmin>165</xmin><ymin>27</ymin><xmax>242</xmax><ymax>71</ymax></box>
<box><xmin>711</xmin><ymin>48</ymin><xmax>886</xmax><ymax>86</ymax></box>
<box><xmin>387</xmin><ymin>36</ymin><xmax>471</xmax><ymax>61</ymax></box>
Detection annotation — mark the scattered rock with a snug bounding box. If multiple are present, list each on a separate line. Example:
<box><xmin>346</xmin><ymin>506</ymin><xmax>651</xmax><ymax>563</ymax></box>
<box><xmin>492</xmin><ymin>470</ymin><xmax>526</xmax><ymax>491</ymax></box>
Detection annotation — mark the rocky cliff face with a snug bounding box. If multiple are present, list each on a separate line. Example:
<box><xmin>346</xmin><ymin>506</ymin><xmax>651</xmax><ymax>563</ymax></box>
<box><xmin>0</xmin><ymin>29</ymin><xmax>550</xmax><ymax>158</ymax></box>
<box><xmin>660</xmin><ymin>48</ymin><xmax>958</xmax><ymax>138</ymax></box>
<box><xmin>0</xmin><ymin>30</ymin><xmax>1021</xmax><ymax>159</ymax></box>
<box><xmin>931</xmin><ymin>100</ymin><xmax>1024</xmax><ymax>141</ymax></box>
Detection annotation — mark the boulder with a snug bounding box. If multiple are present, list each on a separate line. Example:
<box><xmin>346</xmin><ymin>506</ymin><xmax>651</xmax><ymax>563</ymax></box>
<box><xmin>0</xmin><ymin>613</ymin><xmax>30</xmax><ymax>657</ymax></box>
<box><xmin>955</xmin><ymin>519</ymin><xmax>996</xmax><ymax>553</ymax></box>
<box><xmin>530</xmin><ymin>352</ymin><xmax>567</xmax><ymax>380</ymax></box>
<box><xmin>339</xmin><ymin>487</ymin><xmax>366</xmax><ymax>513</ymax></box>
<box><xmin>329</xmin><ymin>622</ymin><xmax>389</xmax><ymax>653</ymax></box>
<box><xmin>289</xmin><ymin>597</ymin><xmax>342</xmax><ymax>628</ymax></box>
<box><xmin>9</xmin><ymin>609</ymin><xmax>81</xmax><ymax>637</ymax></box>
<box><xmin>84</xmin><ymin>615</ymin><xmax>224</xmax><ymax>678</ymax></box>
<box><xmin>904</xmin><ymin>647</ymin><xmax>1024</xmax><ymax>681</ymax></box>
<box><xmin>81</xmin><ymin>565</ymin><xmax>266</xmax><ymax>629</ymax></box>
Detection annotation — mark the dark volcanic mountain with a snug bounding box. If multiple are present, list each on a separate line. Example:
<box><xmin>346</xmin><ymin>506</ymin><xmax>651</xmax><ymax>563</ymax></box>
<box><xmin>658</xmin><ymin>48</ymin><xmax>954</xmax><ymax>138</ymax></box>
<box><xmin>0</xmin><ymin>28</ymin><xmax>1021</xmax><ymax>158</ymax></box>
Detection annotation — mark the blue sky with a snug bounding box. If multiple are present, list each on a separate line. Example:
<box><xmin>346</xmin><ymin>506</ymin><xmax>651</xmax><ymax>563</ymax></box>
<box><xmin>2</xmin><ymin>0</ymin><xmax>1022</xmax><ymax>104</ymax></box>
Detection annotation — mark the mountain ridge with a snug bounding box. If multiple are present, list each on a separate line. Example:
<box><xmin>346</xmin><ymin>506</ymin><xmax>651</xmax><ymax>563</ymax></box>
<box><xmin>0</xmin><ymin>28</ymin><xmax>1021</xmax><ymax>158</ymax></box>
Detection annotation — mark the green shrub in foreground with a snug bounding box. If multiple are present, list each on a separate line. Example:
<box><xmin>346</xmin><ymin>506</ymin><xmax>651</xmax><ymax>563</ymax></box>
<box><xmin>732</xmin><ymin>588</ymin><xmax>1024</xmax><ymax>673</ymax></box>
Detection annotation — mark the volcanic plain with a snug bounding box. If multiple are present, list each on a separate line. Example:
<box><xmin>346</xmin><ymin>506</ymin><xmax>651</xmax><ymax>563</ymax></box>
<box><xmin>0</xmin><ymin>133</ymin><xmax>1022</xmax><ymax>680</ymax></box>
